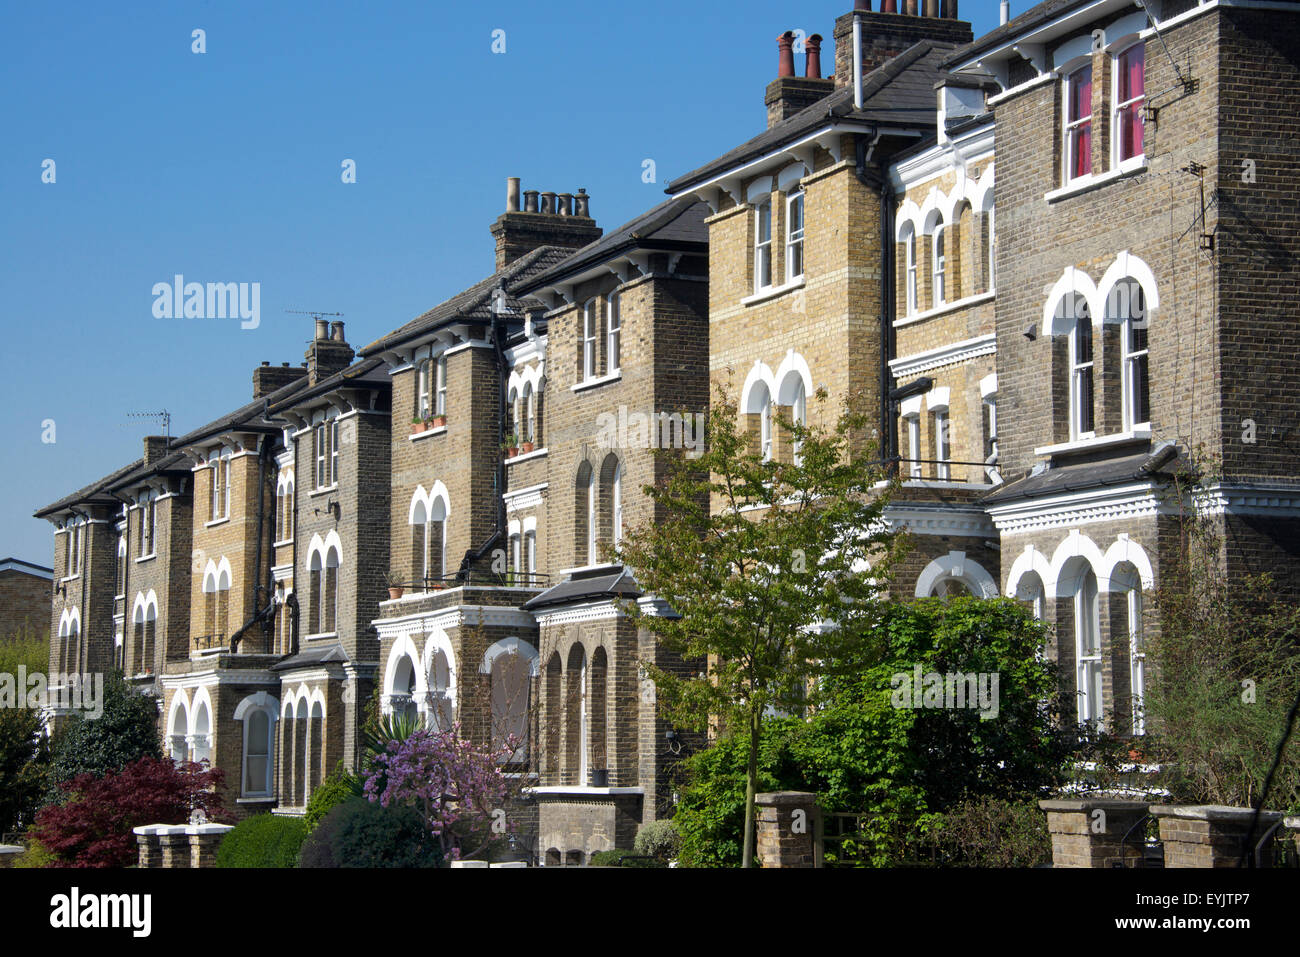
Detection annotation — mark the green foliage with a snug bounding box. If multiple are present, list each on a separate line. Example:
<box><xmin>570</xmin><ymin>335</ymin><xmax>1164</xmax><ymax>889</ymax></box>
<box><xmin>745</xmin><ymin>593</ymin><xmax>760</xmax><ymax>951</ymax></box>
<box><xmin>0</xmin><ymin>630</ymin><xmax>56</xmax><ymax>832</ymax></box>
<box><xmin>11</xmin><ymin>839</ymin><xmax>58</xmax><ymax>869</ymax></box>
<box><xmin>1142</xmin><ymin>474</ymin><xmax>1300</xmax><ymax>812</ymax></box>
<box><xmin>297</xmin><ymin>797</ymin><xmax>443</xmax><ymax>869</ymax></box>
<box><xmin>617</xmin><ymin>384</ymin><xmax>907</xmax><ymax>865</ymax></box>
<box><xmin>47</xmin><ymin>675</ymin><xmax>160</xmax><ymax>801</ymax></box>
<box><xmin>215</xmin><ymin>814</ymin><xmax>308</xmax><ymax>868</ymax></box>
<box><xmin>304</xmin><ymin>763</ymin><xmax>362</xmax><ymax>832</ymax></box>
<box><xmin>675</xmin><ymin>597</ymin><xmax>1070</xmax><ymax>866</ymax></box>
<box><xmin>633</xmin><ymin>819</ymin><xmax>681</xmax><ymax>862</ymax></box>
<box><xmin>588</xmin><ymin>848</ymin><xmax>665</xmax><ymax>868</ymax></box>
<box><xmin>921</xmin><ymin>797</ymin><xmax>1052</xmax><ymax>867</ymax></box>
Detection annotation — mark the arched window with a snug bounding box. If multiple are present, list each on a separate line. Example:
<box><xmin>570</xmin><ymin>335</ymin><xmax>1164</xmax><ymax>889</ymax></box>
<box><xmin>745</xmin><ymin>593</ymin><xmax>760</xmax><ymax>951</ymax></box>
<box><xmin>321</xmin><ymin>547</ymin><xmax>339</xmax><ymax>634</ymax></box>
<box><xmin>932</xmin><ymin>216</ymin><xmax>947</xmax><ymax>307</ymax></box>
<box><xmin>544</xmin><ymin>653</ymin><xmax>562</xmax><ymax>778</ymax></box>
<box><xmin>1113</xmin><ymin>278</ymin><xmax>1150</xmax><ymax>429</ymax></box>
<box><xmin>1053</xmin><ymin>292</ymin><xmax>1095</xmax><ymax>440</ymax></box>
<box><xmin>491</xmin><ymin>650</ymin><xmax>532</xmax><ymax>763</ymax></box>
<box><xmin>778</xmin><ymin>372</ymin><xmax>807</xmax><ymax>465</ymax></box>
<box><xmin>606</xmin><ymin>292</ymin><xmax>621</xmax><ymax>373</ymax></box>
<box><xmin>576</xmin><ymin>461</ymin><xmax>596</xmax><ymax>566</ymax></box>
<box><xmin>589</xmin><ymin>647</ymin><xmax>608</xmax><ymax>779</ymax></box>
<box><xmin>566</xmin><ymin>645</ymin><xmax>587</xmax><ymax>785</ymax></box>
<box><xmin>522</xmin><ymin>382</ymin><xmax>535</xmax><ymax>444</ymax></box>
<box><xmin>191</xmin><ymin>700</ymin><xmax>212</xmax><ymax>766</ymax></box>
<box><xmin>901</xmin><ymin>223</ymin><xmax>918</xmax><ymax>316</ymax></box>
<box><xmin>242</xmin><ymin>706</ymin><xmax>274</xmax><ymax>797</ymax></box>
<box><xmin>1113</xmin><ymin>563</ymin><xmax>1145</xmax><ymax>735</ymax></box>
<box><xmin>611</xmin><ymin>461</ymin><xmax>623</xmax><ymax>547</ymax></box>
<box><xmin>1016</xmin><ymin>571</ymin><xmax>1046</xmax><ymax>622</ymax></box>
<box><xmin>747</xmin><ymin>382</ymin><xmax>773</xmax><ymax>462</ymax></box>
<box><xmin>1074</xmin><ymin>569</ymin><xmax>1103</xmax><ymax>729</ymax></box>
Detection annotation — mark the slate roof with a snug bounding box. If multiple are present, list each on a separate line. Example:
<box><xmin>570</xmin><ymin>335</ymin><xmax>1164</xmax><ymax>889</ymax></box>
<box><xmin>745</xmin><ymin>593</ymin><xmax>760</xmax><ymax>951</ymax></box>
<box><xmin>982</xmin><ymin>443</ymin><xmax>1183</xmax><ymax>506</ymax></box>
<box><xmin>666</xmin><ymin>40</ymin><xmax>959</xmax><ymax>195</ymax></box>
<box><xmin>358</xmin><ymin>245</ymin><xmax>575</xmax><ymax>357</ymax></box>
<box><xmin>942</xmin><ymin>0</ymin><xmax>1097</xmax><ymax>68</ymax></box>
<box><xmin>266</xmin><ymin>356</ymin><xmax>391</xmax><ymax>414</ymax></box>
<box><xmin>523</xmin><ymin>566</ymin><xmax>641</xmax><ymax>611</ymax></box>
<box><xmin>270</xmin><ymin>642</ymin><xmax>350</xmax><ymax>672</ymax></box>
<box><xmin>35</xmin><ymin>457</ymin><xmax>149</xmax><ymax>518</ymax></box>
<box><xmin>170</xmin><ymin>375</ymin><xmax>311</xmax><ymax>449</ymax></box>
<box><xmin>517</xmin><ymin>197</ymin><xmax>709</xmax><ymax>292</ymax></box>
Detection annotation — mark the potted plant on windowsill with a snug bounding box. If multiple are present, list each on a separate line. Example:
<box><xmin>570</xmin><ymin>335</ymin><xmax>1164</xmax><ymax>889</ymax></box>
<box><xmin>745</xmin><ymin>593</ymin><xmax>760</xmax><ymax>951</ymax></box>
<box><xmin>411</xmin><ymin>416</ymin><xmax>426</xmax><ymax>435</ymax></box>
<box><xmin>502</xmin><ymin>433</ymin><xmax>518</xmax><ymax>458</ymax></box>
<box><xmin>520</xmin><ymin>439</ymin><xmax>535</xmax><ymax>454</ymax></box>
<box><xmin>385</xmin><ymin>569</ymin><xmax>405</xmax><ymax>600</ymax></box>
<box><xmin>431</xmin><ymin>413</ymin><xmax>447</xmax><ymax>428</ymax></box>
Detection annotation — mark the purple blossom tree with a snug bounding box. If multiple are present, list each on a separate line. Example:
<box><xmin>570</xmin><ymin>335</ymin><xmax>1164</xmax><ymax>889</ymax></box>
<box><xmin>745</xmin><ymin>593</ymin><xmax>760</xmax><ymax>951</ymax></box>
<box><xmin>362</xmin><ymin>723</ymin><xmax>520</xmax><ymax>862</ymax></box>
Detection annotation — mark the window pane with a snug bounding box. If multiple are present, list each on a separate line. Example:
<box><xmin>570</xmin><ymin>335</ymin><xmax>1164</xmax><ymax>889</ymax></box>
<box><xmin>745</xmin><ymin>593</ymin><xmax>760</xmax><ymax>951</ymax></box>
<box><xmin>1069</xmin><ymin>67</ymin><xmax>1092</xmax><ymax>121</ymax></box>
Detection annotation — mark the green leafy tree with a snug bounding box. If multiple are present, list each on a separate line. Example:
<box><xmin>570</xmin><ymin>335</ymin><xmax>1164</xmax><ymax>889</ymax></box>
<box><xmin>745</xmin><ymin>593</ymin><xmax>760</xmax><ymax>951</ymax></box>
<box><xmin>47</xmin><ymin>675</ymin><xmax>160</xmax><ymax>800</ymax></box>
<box><xmin>673</xmin><ymin>597</ymin><xmax>1071</xmax><ymax>866</ymax></box>
<box><xmin>617</xmin><ymin>386</ymin><xmax>906</xmax><ymax>867</ymax></box>
<box><xmin>0</xmin><ymin>630</ymin><xmax>53</xmax><ymax>833</ymax></box>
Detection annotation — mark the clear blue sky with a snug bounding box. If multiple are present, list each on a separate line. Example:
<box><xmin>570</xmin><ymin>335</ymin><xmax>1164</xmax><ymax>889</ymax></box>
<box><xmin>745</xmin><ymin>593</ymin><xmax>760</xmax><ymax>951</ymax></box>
<box><xmin>0</xmin><ymin>0</ymin><xmax>1006</xmax><ymax>565</ymax></box>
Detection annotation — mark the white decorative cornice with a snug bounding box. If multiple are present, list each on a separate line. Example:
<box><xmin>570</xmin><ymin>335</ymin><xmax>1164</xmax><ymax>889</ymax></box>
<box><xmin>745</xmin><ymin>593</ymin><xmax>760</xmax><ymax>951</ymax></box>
<box><xmin>160</xmin><ymin>670</ymin><xmax>280</xmax><ymax>691</ymax></box>
<box><xmin>372</xmin><ymin>603</ymin><xmax>538</xmax><ymax>641</ymax></box>
<box><xmin>503</xmin><ymin>482</ymin><xmax>548</xmax><ymax>513</ymax></box>
<box><xmin>988</xmin><ymin>482</ymin><xmax>1168</xmax><ymax>534</ymax></box>
<box><xmin>887</xmin><ymin>505</ymin><xmax>995</xmax><ymax>539</ymax></box>
<box><xmin>532</xmin><ymin>598</ymin><xmax>623</xmax><ymax>627</ymax></box>
<box><xmin>890</xmin><ymin>334</ymin><xmax>996</xmax><ymax>378</ymax></box>
<box><xmin>1193</xmin><ymin>483</ymin><xmax>1300</xmax><ymax>517</ymax></box>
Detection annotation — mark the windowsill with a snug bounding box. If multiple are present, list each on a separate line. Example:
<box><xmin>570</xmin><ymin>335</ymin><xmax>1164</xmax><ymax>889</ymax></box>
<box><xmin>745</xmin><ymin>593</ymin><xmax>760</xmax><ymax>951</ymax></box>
<box><xmin>135</xmin><ymin>553</ymin><xmax>157</xmax><ymax>564</ymax></box>
<box><xmin>410</xmin><ymin>425</ymin><xmax>448</xmax><ymax>442</ymax></box>
<box><xmin>309</xmin><ymin>484</ymin><xmax>339</xmax><ymax>497</ymax></box>
<box><xmin>505</xmin><ymin>447</ymin><xmax>547</xmax><ymax>465</ymax></box>
<box><xmin>742</xmin><ymin>277</ymin><xmax>804</xmax><ymax>307</ymax></box>
<box><xmin>273</xmin><ymin>539</ymin><xmax>293</xmax><ymax>549</ymax></box>
<box><xmin>204</xmin><ymin>518</ymin><xmax>230</xmax><ymax>529</ymax></box>
<box><xmin>572</xmin><ymin>371</ymin><xmax>622</xmax><ymax>393</ymax></box>
<box><xmin>1034</xmin><ymin>428</ymin><xmax>1153</xmax><ymax>458</ymax></box>
<box><xmin>303</xmin><ymin>631</ymin><xmax>338</xmax><ymax>641</ymax></box>
<box><xmin>1045</xmin><ymin>159</ymin><xmax>1147</xmax><ymax>203</ymax></box>
<box><xmin>61</xmin><ymin>575</ymin><xmax>80</xmax><ymax>583</ymax></box>
<box><xmin>527</xmin><ymin>785</ymin><xmax>645</xmax><ymax>796</ymax></box>
<box><xmin>894</xmin><ymin>290</ymin><xmax>996</xmax><ymax>328</ymax></box>
<box><xmin>237</xmin><ymin>796</ymin><xmax>274</xmax><ymax>804</ymax></box>
<box><xmin>558</xmin><ymin>561</ymin><xmax>623</xmax><ymax>578</ymax></box>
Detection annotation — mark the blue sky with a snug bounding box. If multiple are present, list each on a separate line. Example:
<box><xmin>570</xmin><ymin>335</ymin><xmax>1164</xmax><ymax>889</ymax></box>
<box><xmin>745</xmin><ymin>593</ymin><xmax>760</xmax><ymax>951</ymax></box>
<box><xmin>0</xmin><ymin>0</ymin><xmax>1006</xmax><ymax>564</ymax></box>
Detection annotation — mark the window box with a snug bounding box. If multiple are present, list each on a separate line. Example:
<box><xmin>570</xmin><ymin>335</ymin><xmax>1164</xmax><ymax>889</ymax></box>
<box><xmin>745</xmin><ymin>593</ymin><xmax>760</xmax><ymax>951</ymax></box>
<box><xmin>431</xmin><ymin>414</ymin><xmax>446</xmax><ymax>428</ymax></box>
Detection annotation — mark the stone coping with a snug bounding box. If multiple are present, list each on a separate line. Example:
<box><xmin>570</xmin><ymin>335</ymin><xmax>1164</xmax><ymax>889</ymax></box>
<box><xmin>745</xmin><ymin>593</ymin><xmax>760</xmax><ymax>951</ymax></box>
<box><xmin>132</xmin><ymin>823</ymin><xmax>234</xmax><ymax>837</ymax></box>
<box><xmin>1038</xmin><ymin>798</ymin><xmax>1151</xmax><ymax>813</ymax></box>
<box><xmin>755</xmin><ymin>791</ymin><xmax>818</xmax><ymax>806</ymax></box>
<box><xmin>0</xmin><ymin>845</ymin><xmax>24</xmax><ymax>855</ymax></box>
<box><xmin>1285</xmin><ymin>816</ymin><xmax>1300</xmax><ymax>829</ymax></box>
<box><xmin>1149</xmin><ymin>805</ymin><xmax>1284</xmax><ymax>824</ymax></box>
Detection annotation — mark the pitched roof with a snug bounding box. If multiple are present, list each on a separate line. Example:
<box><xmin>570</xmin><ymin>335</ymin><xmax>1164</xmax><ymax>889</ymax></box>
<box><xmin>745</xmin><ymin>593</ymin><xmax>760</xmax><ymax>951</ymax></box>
<box><xmin>667</xmin><ymin>40</ymin><xmax>956</xmax><ymax>195</ymax></box>
<box><xmin>358</xmin><ymin>245</ymin><xmax>575</xmax><ymax>356</ymax></box>
<box><xmin>35</xmin><ymin>457</ymin><xmax>148</xmax><ymax>518</ymax></box>
<box><xmin>523</xmin><ymin>566</ymin><xmax>641</xmax><ymax>611</ymax></box>
<box><xmin>0</xmin><ymin>558</ymin><xmax>54</xmax><ymax>578</ymax></box>
<box><xmin>982</xmin><ymin>443</ymin><xmax>1184</xmax><ymax>506</ymax></box>
<box><xmin>516</xmin><ymin>196</ymin><xmax>709</xmax><ymax>293</ymax></box>
<box><xmin>942</xmin><ymin>0</ymin><xmax>1105</xmax><ymax>69</ymax></box>
<box><xmin>266</xmin><ymin>355</ymin><xmax>391</xmax><ymax>414</ymax></box>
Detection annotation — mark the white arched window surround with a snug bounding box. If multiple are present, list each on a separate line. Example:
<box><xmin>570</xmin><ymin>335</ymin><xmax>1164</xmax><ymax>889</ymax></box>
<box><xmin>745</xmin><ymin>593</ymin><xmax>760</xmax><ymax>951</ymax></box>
<box><xmin>1099</xmin><ymin>253</ymin><xmax>1159</xmax><ymax>432</ymax></box>
<box><xmin>481</xmin><ymin>637</ymin><xmax>539</xmax><ymax>762</ymax></box>
<box><xmin>776</xmin><ymin>354</ymin><xmax>811</xmax><ymax>465</ymax></box>
<box><xmin>923</xmin><ymin>209</ymin><xmax>947</xmax><ymax>308</ymax></box>
<box><xmin>234</xmin><ymin>692</ymin><xmax>279</xmax><ymax>796</ymax></box>
<box><xmin>167</xmin><ymin>692</ymin><xmax>191</xmax><ymax>762</ymax></box>
<box><xmin>914</xmin><ymin>551</ymin><xmax>998</xmax><ymax>599</ymax></box>
<box><xmin>306</xmin><ymin>531</ymin><xmax>343</xmax><ymax>636</ymax></box>
<box><xmin>611</xmin><ymin>460</ymin><xmax>623</xmax><ymax>546</ymax></box>
<box><xmin>926</xmin><ymin>387</ymin><xmax>951</xmax><ymax>481</ymax></box>
<box><xmin>409</xmin><ymin>483</ymin><xmax>450</xmax><ymax>584</ymax></box>
<box><xmin>899</xmin><ymin>221</ymin><xmax>918</xmax><ymax>315</ymax></box>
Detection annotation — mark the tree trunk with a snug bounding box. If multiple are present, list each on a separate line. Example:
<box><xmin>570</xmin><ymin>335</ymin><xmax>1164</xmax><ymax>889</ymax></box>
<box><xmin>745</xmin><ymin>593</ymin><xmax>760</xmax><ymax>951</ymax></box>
<box><xmin>741</xmin><ymin>704</ymin><xmax>760</xmax><ymax>868</ymax></box>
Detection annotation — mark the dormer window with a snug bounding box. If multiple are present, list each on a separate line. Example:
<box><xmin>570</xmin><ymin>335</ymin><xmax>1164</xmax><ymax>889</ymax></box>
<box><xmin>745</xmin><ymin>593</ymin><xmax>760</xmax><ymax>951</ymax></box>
<box><xmin>785</xmin><ymin>191</ymin><xmax>804</xmax><ymax>282</ymax></box>
<box><xmin>754</xmin><ymin>201</ymin><xmax>773</xmax><ymax>291</ymax></box>
<box><xmin>1113</xmin><ymin>42</ymin><xmax>1145</xmax><ymax>165</ymax></box>
<box><xmin>1064</xmin><ymin>65</ymin><xmax>1093</xmax><ymax>181</ymax></box>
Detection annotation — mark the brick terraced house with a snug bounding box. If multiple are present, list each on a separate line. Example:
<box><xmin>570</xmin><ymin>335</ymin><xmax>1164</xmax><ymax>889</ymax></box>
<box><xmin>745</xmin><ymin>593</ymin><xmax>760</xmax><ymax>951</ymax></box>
<box><xmin>35</xmin><ymin>0</ymin><xmax>1300</xmax><ymax>861</ymax></box>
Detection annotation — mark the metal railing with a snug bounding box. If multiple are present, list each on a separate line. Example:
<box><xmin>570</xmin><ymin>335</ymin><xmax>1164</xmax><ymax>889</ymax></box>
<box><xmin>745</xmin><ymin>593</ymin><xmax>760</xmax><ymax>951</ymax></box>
<box><xmin>192</xmin><ymin>633</ymin><xmax>227</xmax><ymax>652</ymax></box>
<box><xmin>388</xmin><ymin>570</ymin><xmax>551</xmax><ymax>594</ymax></box>
<box><xmin>887</xmin><ymin>456</ymin><xmax>1001</xmax><ymax>486</ymax></box>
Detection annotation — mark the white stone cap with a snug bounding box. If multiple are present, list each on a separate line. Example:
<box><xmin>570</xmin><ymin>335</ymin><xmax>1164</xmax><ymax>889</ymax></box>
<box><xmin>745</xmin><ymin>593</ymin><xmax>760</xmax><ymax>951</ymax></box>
<box><xmin>132</xmin><ymin>823</ymin><xmax>233</xmax><ymax>836</ymax></box>
<box><xmin>1149</xmin><ymin>805</ymin><xmax>1284</xmax><ymax>823</ymax></box>
<box><xmin>0</xmin><ymin>845</ymin><xmax>24</xmax><ymax>855</ymax></box>
<box><xmin>450</xmin><ymin>860</ymin><xmax>490</xmax><ymax>868</ymax></box>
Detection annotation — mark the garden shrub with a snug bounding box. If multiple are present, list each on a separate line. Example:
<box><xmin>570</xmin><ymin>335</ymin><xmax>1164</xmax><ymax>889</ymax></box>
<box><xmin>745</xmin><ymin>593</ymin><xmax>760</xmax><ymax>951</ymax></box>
<box><xmin>46</xmin><ymin>675</ymin><xmax>160</xmax><ymax>802</ymax></box>
<box><xmin>215</xmin><ymin>814</ymin><xmax>309</xmax><ymax>868</ymax></box>
<box><xmin>11</xmin><ymin>838</ymin><xmax>58</xmax><ymax>869</ymax></box>
<box><xmin>33</xmin><ymin>757</ymin><xmax>225</xmax><ymax>867</ymax></box>
<box><xmin>303</xmin><ymin>763</ymin><xmax>361</xmax><ymax>832</ymax></box>
<box><xmin>923</xmin><ymin>796</ymin><xmax>1052</xmax><ymax>867</ymax></box>
<box><xmin>633</xmin><ymin>819</ymin><xmax>681</xmax><ymax>862</ymax></box>
<box><xmin>297</xmin><ymin>797</ymin><xmax>442</xmax><ymax>868</ymax></box>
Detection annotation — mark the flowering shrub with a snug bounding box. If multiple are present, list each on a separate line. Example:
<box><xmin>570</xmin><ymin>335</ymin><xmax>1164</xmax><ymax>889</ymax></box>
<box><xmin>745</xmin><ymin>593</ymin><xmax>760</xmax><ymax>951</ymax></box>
<box><xmin>33</xmin><ymin>757</ymin><xmax>225</xmax><ymax>868</ymax></box>
<box><xmin>362</xmin><ymin>723</ymin><xmax>516</xmax><ymax>862</ymax></box>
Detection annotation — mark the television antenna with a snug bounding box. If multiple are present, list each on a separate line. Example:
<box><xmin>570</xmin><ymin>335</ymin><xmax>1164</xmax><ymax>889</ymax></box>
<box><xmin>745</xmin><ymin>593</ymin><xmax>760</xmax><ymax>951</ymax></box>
<box><xmin>127</xmin><ymin>410</ymin><xmax>171</xmax><ymax>439</ymax></box>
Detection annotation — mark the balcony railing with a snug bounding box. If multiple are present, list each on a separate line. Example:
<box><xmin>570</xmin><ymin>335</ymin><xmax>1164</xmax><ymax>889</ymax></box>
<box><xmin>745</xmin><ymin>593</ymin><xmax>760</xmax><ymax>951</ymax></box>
<box><xmin>192</xmin><ymin>633</ymin><xmax>227</xmax><ymax>653</ymax></box>
<box><xmin>887</xmin><ymin>457</ymin><xmax>1000</xmax><ymax>486</ymax></box>
<box><xmin>387</xmin><ymin>571</ymin><xmax>551</xmax><ymax>596</ymax></box>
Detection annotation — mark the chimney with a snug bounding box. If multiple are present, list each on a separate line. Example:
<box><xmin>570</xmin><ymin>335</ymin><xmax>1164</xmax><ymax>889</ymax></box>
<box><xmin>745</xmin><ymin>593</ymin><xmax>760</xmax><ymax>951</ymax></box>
<box><xmin>253</xmin><ymin>358</ymin><xmax>308</xmax><ymax>398</ymax></box>
<box><xmin>304</xmin><ymin>318</ymin><xmax>354</xmax><ymax>385</ymax></box>
<box><xmin>1000</xmin><ymin>0</ymin><xmax>1010</xmax><ymax>25</ymax></box>
<box><xmin>489</xmin><ymin>177</ymin><xmax>602</xmax><ymax>271</ymax></box>
<box><xmin>765</xmin><ymin>32</ymin><xmax>835</xmax><ymax>129</ymax></box>
<box><xmin>143</xmin><ymin>435</ymin><xmax>170</xmax><ymax>467</ymax></box>
<box><xmin>833</xmin><ymin>3</ymin><xmax>973</xmax><ymax>89</ymax></box>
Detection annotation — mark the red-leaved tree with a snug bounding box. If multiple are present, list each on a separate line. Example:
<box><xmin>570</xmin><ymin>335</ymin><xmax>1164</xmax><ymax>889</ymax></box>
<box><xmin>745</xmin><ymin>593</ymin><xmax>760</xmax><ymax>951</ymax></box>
<box><xmin>34</xmin><ymin>757</ymin><xmax>226</xmax><ymax>867</ymax></box>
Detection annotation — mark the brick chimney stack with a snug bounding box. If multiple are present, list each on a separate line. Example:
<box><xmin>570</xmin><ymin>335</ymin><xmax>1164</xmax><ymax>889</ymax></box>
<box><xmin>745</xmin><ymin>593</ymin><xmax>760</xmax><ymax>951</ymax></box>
<box><xmin>490</xmin><ymin>178</ymin><xmax>602</xmax><ymax>271</ymax></box>
<box><xmin>254</xmin><ymin>359</ymin><xmax>309</xmax><ymax>398</ymax></box>
<box><xmin>142</xmin><ymin>435</ymin><xmax>170</xmax><ymax>467</ymax></box>
<box><xmin>304</xmin><ymin>320</ymin><xmax>354</xmax><ymax>385</ymax></box>
<box><xmin>833</xmin><ymin>2</ymin><xmax>972</xmax><ymax>89</ymax></box>
<box><xmin>765</xmin><ymin>31</ymin><xmax>836</xmax><ymax>128</ymax></box>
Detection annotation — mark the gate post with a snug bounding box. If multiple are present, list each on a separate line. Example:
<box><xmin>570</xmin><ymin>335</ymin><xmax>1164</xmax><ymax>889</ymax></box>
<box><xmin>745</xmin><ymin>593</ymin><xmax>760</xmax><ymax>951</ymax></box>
<box><xmin>1038</xmin><ymin>798</ymin><xmax>1150</xmax><ymax>867</ymax></box>
<box><xmin>754</xmin><ymin>791</ymin><xmax>821</xmax><ymax>868</ymax></box>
